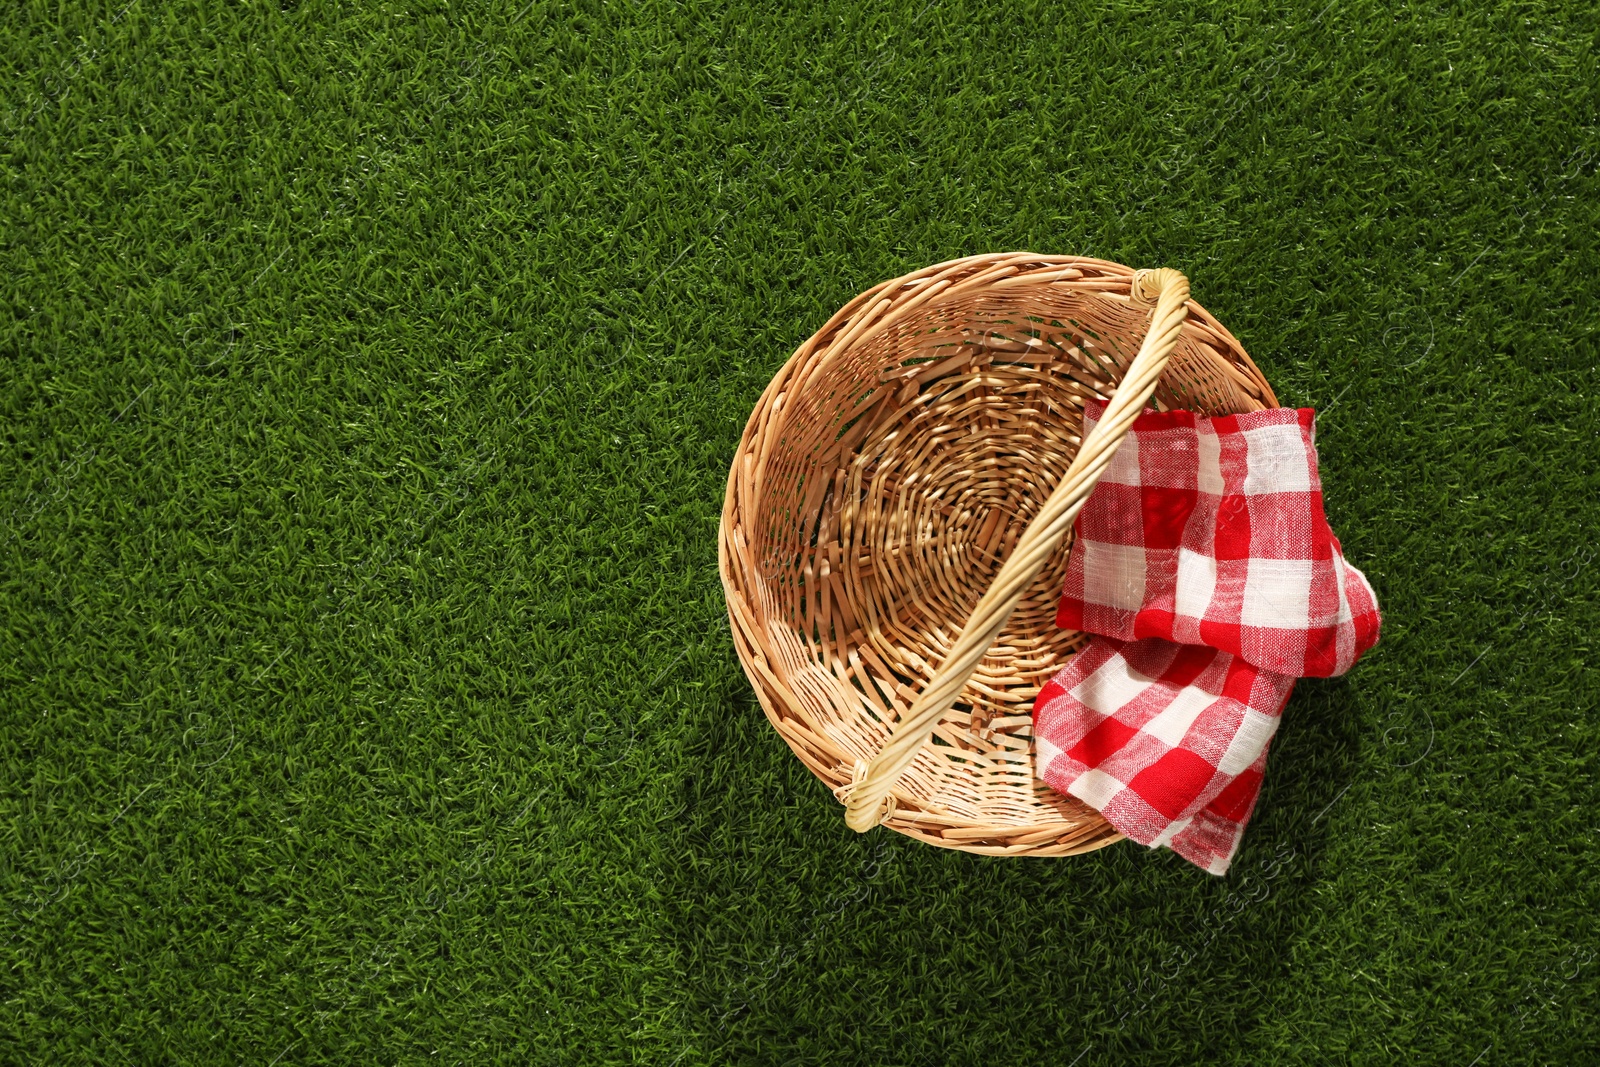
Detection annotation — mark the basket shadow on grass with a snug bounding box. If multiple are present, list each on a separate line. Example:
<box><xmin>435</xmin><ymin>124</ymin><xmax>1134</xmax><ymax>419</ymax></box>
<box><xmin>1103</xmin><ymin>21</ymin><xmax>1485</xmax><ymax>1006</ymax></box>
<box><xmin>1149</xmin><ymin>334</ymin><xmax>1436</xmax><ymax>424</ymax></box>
<box><xmin>666</xmin><ymin>669</ymin><xmax>1365</xmax><ymax>1065</ymax></box>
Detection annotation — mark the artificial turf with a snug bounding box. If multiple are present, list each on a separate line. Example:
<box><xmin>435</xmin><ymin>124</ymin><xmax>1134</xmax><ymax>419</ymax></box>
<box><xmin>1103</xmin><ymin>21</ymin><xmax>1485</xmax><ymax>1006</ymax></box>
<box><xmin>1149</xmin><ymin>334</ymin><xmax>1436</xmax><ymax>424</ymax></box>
<box><xmin>2</xmin><ymin>0</ymin><xmax>1597</xmax><ymax>1062</ymax></box>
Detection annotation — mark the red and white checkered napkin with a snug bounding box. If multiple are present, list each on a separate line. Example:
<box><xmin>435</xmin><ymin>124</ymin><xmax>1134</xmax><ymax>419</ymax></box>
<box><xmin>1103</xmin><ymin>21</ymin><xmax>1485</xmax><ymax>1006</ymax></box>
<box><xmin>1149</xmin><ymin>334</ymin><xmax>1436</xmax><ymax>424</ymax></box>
<box><xmin>1033</xmin><ymin>399</ymin><xmax>1381</xmax><ymax>874</ymax></box>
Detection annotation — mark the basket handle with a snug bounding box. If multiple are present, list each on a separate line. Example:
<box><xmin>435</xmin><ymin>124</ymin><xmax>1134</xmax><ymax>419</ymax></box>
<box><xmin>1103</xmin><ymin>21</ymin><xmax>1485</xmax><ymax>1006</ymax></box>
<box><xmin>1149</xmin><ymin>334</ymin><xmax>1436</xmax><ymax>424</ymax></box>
<box><xmin>842</xmin><ymin>267</ymin><xmax>1192</xmax><ymax>832</ymax></box>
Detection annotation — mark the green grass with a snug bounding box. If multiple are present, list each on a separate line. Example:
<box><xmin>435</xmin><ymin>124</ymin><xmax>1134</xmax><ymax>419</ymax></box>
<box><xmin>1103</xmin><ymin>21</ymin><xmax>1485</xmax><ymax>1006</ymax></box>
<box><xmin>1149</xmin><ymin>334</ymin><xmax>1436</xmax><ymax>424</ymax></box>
<box><xmin>2</xmin><ymin>0</ymin><xmax>1597</xmax><ymax>1062</ymax></box>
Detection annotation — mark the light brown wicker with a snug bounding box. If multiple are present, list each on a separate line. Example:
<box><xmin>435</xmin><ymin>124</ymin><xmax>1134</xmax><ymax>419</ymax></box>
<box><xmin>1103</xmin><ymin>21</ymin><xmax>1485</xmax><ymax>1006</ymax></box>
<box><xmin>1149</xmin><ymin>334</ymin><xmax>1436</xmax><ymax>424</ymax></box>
<box><xmin>719</xmin><ymin>253</ymin><xmax>1279</xmax><ymax>856</ymax></box>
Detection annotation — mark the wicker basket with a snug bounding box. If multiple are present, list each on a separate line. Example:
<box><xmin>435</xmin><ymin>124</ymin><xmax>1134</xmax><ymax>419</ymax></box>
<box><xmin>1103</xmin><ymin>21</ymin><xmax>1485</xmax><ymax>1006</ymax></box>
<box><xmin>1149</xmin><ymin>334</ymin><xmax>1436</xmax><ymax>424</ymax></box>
<box><xmin>719</xmin><ymin>254</ymin><xmax>1279</xmax><ymax>856</ymax></box>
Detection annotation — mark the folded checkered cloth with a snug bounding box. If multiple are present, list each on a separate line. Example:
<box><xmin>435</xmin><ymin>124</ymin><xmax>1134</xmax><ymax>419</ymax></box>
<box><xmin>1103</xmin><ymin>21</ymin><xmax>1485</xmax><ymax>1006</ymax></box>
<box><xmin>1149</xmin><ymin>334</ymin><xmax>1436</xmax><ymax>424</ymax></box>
<box><xmin>1033</xmin><ymin>399</ymin><xmax>1381</xmax><ymax>874</ymax></box>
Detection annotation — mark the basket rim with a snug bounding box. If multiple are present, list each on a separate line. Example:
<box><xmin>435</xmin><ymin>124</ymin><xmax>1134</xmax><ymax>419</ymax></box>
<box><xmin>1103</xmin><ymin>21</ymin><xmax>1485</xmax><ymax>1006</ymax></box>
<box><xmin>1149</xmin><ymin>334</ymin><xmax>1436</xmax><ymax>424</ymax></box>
<box><xmin>719</xmin><ymin>252</ymin><xmax>1279</xmax><ymax>856</ymax></box>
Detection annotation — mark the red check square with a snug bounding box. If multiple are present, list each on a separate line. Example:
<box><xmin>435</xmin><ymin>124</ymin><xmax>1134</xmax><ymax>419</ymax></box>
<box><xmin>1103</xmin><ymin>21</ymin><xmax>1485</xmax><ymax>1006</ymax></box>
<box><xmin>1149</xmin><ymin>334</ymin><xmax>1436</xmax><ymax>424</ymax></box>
<box><xmin>1036</xmin><ymin>400</ymin><xmax>1381</xmax><ymax>874</ymax></box>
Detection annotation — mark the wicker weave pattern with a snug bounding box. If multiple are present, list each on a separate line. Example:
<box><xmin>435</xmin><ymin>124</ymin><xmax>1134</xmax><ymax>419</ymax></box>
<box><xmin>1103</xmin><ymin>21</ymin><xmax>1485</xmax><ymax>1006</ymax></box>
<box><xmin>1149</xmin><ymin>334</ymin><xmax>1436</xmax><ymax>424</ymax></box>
<box><xmin>719</xmin><ymin>254</ymin><xmax>1278</xmax><ymax>856</ymax></box>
